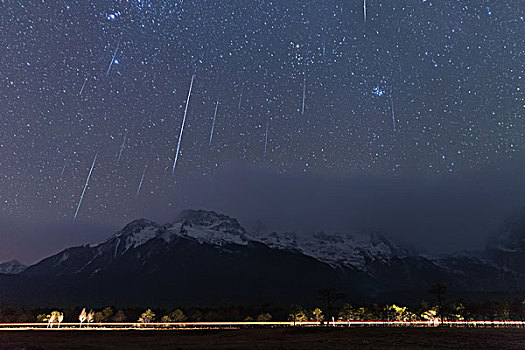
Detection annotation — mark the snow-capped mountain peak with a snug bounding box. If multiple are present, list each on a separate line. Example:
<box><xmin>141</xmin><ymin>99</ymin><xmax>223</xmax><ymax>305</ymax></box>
<box><xmin>164</xmin><ymin>210</ymin><xmax>411</xmax><ymax>270</ymax></box>
<box><xmin>51</xmin><ymin>210</ymin><xmax>413</xmax><ymax>272</ymax></box>
<box><xmin>113</xmin><ymin>218</ymin><xmax>160</xmax><ymax>239</ymax></box>
<box><xmin>166</xmin><ymin>210</ymin><xmax>250</xmax><ymax>246</ymax></box>
<box><xmin>0</xmin><ymin>260</ymin><xmax>27</xmax><ymax>274</ymax></box>
<box><xmin>175</xmin><ymin>210</ymin><xmax>246</xmax><ymax>235</ymax></box>
<box><xmin>108</xmin><ymin>218</ymin><xmax>164</xmax><ymax>252</ymax></box>
<box><xmin>105</xmin><ymin>210</ymin><xmax>412</xmax><ymax>270</ymax></box>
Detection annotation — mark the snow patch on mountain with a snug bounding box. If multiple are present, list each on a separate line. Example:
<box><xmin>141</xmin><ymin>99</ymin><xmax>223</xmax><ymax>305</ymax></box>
<box><xmin>257</xmin><ymin>231</ymin><xmax>410</xmax><ymax>270</ymax></box>
<box><xmin>0</xmin><ymin>260</ymin><xmax>27</xmax><ymax>274</ymax></box>
<box><xmin>155</xmin><ymin>209</ymin><xmax>250</xmax><ymax>246</ymax></box>
<box><xmin>86</xmin><ymin>210</ymin><xmax>411</xmax><ymax>271</ymax></box>
<box><xmin>112</xmin><ymin>219</ymin><xmax>162</xmax><ymax>251</ymax></box>
<box><xmin>165</xmin><ymin>210</ymin><xmax>410</xmax><ymax>270</ymax></box>
<box><xmin>167</xmin><ymin>222</ymin><xmax>250</xmax><ymax>246</ymax></box>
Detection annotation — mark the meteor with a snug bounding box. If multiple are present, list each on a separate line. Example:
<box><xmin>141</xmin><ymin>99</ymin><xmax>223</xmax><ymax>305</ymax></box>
<box><xmin>238</xmin><ymin>86</ymin><xmax>243</xmax><ymax>110</ymax></box>
<box><xmin>60</xmin><ymin>158</ymin><xmax>68</xmax><ymax>177</ymax></box>
<box><xmin>106</xmin><ymin>39</ymin><xmax>120</xmax><ymax>77</ymax></box>
<box><xmin>136</xmin><ymin>165</ymin><xmax>147</xmax><ymax>196</ymax></box>
<box><xmin>391</xmin><ymin>96</ymin><xmax>397</xmax><ymax>132</ymax></box>
<box><xmin>172</xmin><ymin>74</ymin><xmax>196</xmax><ymax>174</ymax></box>
<box><xmin>116</xmin><ymin>134</ymin><xmax>127</xmax><ymax>166</ymax></box>
<box><xmin>264</xmin><ymin>123</ymin><xmax>269</xmax><ymax>157</ymax></box>
<box><xmin>301</xmin><ymin>75</ymin><xmax>306</xmax><ymax>115</ymax></box>
<box><xmin>79</xmin><ymin>77</ymin><xmax>88</xmax><ymax>96</ymax></box>
<box><xmin>209</xmin><ymin>99</ymin><xmax>219</xmax><ymax>147</ymax></box>
<box><xmin>74</xmin><ymin>151</ymin><xmax>98</xmax><ymax>220</ymax></box>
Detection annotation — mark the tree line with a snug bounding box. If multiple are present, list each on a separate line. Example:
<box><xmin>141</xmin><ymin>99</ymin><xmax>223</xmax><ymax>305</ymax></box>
<box><xmin>2</xmin><ymin>285</ymin><xmax>525</xmax><ymax>324</ymax></box>
<box><xmin>1</xmin><ymin>300</ymin><xmax>525</xmax><ymax>324</ymax></box>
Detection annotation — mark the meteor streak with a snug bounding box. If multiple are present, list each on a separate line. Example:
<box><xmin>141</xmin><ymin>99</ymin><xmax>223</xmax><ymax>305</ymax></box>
<box><xmin>363</xmin><ymin>0</ymin><xmax>367</xmax><ymax>23</ymax></box>
<box><xmin>264</xmin><ymin>123</ymin><xmax>269</xmax><ymax>157</ymax></box>
<box><xmin>74</xmin><ymin>151</ymin><xmax>98</xmax><ymax>220</ymax></box>
<box><xmin>391</xmin><ymin>96</ymin><xmax>396</xmax><ymax>132</ymax></box>
<box><xmin>116</xmin><ymin>134</ymin><xmax>127</xmax><ymax>166</ymax></box>
<box><xmin>136</xmin><ymin>165</ymin><xmax>147</xmax><ymax>196</ymax></box>
<box><xmin>301</xmin><ymin>75</ymin><xmax>306</xmax><ymax>115</ymax></box>
<box><xmin>209</xmin><ymin>99</ymin><xmax>219</xmax><ymax>147</ymax></box>
<box><xmin>106</xmin><ymin>40</ymin><xmax>120</xmax><ymax>77</ymax></box>
<box><xmin>238</xmin><ymin>86</ymin><xmax>243</xmax><ymax>110</ymax></box>
<box><xmin>172</xmin><ymin>74</ymin><xmax>195</xmax><ymax>174</ymax></box>
<box><xmin>79</xmin><ymin>77</ymin><xmax>88</xmax><ymax>96</ymax></box>
<box><xmin>60</xmin><ymin>158</ymin><xmax>68</xmax><ymax>177</ymax></box>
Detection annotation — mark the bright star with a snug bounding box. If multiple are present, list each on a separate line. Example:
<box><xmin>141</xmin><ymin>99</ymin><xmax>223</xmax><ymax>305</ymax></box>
<box><xmin>372</xmin><ymin>86</ymin><xmax>385</xmax><ymax>96</ymax></box>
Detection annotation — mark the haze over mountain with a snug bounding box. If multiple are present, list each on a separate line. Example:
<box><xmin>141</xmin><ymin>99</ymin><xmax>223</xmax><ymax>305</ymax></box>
<box><xmin>4</xmin><ymin>158</ymin><xmax>525</xmax><ymax>265</ymax></box>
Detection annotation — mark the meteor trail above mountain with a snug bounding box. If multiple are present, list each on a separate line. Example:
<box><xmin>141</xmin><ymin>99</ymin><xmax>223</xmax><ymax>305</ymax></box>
<box><xmin>172</xmin><ymin>74</ymin><xmax>195</xmax><ymax>175</ymax></box>
<box><xmin>0</xmin><ymin>0</ymin><xmax>521</xmax><ymax>248</ymax></box>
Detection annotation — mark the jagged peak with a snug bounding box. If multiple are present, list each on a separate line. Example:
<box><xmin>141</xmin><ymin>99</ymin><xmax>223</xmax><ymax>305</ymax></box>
<box><xmin>255</xmin><ymin>229</ymin><xmax>414</xmax><ymax>270</ymax></box>
<box><xmin>114</xmin><ymin>218</ymin><xmax>161</xmax><ymax>238</ymax></box>
<box><xmin>174</xmin><ymin>209</ymin><xmax>246</xmax><ymax>235</ymax></box>
<box><xmin>368</xmin><ymin>232</ymin><xmax>414</xmax><ymax>256</ymax></box>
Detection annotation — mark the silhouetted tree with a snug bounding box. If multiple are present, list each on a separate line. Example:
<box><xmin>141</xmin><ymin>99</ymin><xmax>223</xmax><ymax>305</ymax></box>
<box><xmin>317</xmin><ymin>288</ymin><xmax>345</xmax><ymax>325</ymax></box>
<box><xmin>113</xmin><ymin>310</ymin><xmax>127</xmax><ymax>322</ymax></box>
<box><xmin>256</xmin><ymin>313</ymin><xmax>272</xmax><ymax>322</ymax></box>
<box><xmin>87</xmin><ymin>310</ymin><xmax>95</xmax><ymax>326</ymax></box>
<box><xmin>57</xmin><ymin>312</ymin><xmax>64</xmax><ymax>328</ymax></box>
<box><xmin>47</xmin><ymin>311</ymin><xmax>63</xmax><ymax>328</ymax></box>
<box><xmin>384</xmin><ymin>304</ymin><xmax>417</xmax><ymax>322</ymax></box>
<box><xmin>288</xmin><ymin>305</ymin><xmax>308</xmax><ymax>326</ymax></box>
<box><xmin>169</xmin><ymin>309</ymin><xmax>187</xmax><ymax>322</ymax></box>
<box><xmin>338</xmin><ymin>303</ymin><xmax>356</xmax><ymax>322</ymax></box>
<box><xmin>138</xmin><ymin>309</ymin><xmax>155</xmax><ymax>323</ymax></box>
<box><xmin>428</xmin><ymin>283</ymin><xmax>447</xmax><ymax>324</ymax></box>
<box><xmin>161</xmin><ymin>309</ymin><xmax>186</xmax><ymax>322</ymax></box>
<box><xmin>47</xmin><ymin>312</ymin><xmax>56</xmax><ymax>328</ymax></box>
<box><xmin>101</xmin><ymin>307</ymin><xmax>113</xmax><ymax>321</ymax></box>
<box><xmin>445</xmin><ymin>302</ymin><xmax>466</xmax><ymax>321</ymax></box>
<box><xmin>78</xmin><ymin>308</ymin><xmax>87</xmax><ymax>328</ymax></box>
<box><xmin>421</xmin><ymin>306</ymin><xmax>440</xmax><ymax>324</ymax></box>
<box><xmin>188</xmin><ymin>309</ymin><xmax>203</xmax><ymax>321</ymax></box>
<box><xmin>312</xmin><ymin>308</ymin><xmax>324</xmax><ymax>323</ymax></box>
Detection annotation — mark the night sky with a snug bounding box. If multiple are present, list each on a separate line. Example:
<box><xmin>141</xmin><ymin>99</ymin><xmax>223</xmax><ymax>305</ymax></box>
<box><xmin>1</xmin><ymin>1</ymin><xmax>524</xmax><ymax>262</ymax></box>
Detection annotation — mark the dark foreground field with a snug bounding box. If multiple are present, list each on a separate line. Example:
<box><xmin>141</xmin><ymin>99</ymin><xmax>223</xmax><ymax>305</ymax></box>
<box><xmin>1</xmin><ymin>327</ymin><xmax>525</xmax><ymax>350</ymax></box>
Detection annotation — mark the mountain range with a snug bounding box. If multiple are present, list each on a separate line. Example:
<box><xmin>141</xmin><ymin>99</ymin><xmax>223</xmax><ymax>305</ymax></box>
<box><xmin>0</xmin><ymin>209</ymin><xmax>524</xmax><ymax>307</ymax></box>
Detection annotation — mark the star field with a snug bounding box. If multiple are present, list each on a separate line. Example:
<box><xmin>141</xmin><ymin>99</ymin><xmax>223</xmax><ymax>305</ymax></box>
<box><xmin>0</xmin><ymin>0</ymin><xmax>523</xmax><ymax>224</ymax></box>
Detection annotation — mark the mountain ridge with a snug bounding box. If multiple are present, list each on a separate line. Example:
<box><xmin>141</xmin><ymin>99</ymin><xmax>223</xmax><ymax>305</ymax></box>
<box><xmin>2</xmin><ymin>209</ymin><xmax>525</xmax><ymax>307</ymax></box>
